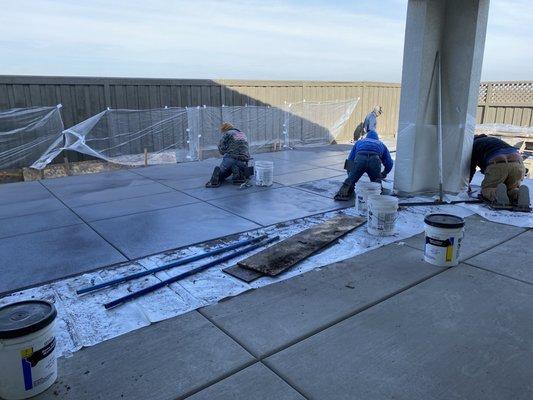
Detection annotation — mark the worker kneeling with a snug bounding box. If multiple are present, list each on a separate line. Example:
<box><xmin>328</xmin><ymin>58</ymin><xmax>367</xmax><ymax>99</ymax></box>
<box><xmin>206</xmin><ymin>122</ymin><xmax>250</xmax><ymax>188</ymax></box>
<box><xmin>334</xmin><ymin>130</ymin><xmax>393</xmax><ymax>201</ymax></box>
<box><xmin>470</xmin><ymin>134</ymin><xmax>529</xmax><ymax>208</ymax></box>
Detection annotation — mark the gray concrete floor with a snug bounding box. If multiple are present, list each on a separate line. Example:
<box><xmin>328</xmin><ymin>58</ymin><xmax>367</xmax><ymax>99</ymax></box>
<box><xmin>0</xmin><ymin>146</ymin><xmax>351</xmax><ymax>294</ymax></box>
<box><xmin>35</xmin><ymin>215</ymin><xmax>532</xmax><ymax>400</ymax></box>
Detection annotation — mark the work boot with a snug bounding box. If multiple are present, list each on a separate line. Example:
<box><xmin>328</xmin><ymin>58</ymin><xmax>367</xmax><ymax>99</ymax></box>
<box><xmin>231</xmin><ymin>165</ymin><xmax>246</xmax><ymax>185</ymax></box>
<box><xmin>334</xmin><ymin>183</ymin><xmax>354</xmax><ymax>201</ymax></box>
<box><xmin>516</xmin><ymin>185</ymin><xmax>531</xmax><ymax>211</ymax></box>
<box><xmin>494</xmin><ymin>183</ymin><xmax>510</xmax><ymax>206</ymax></box>
<box><xmin>206</xmin><ymin>167</ymin><xmax>221</xmax><ymax>188</ymax></box>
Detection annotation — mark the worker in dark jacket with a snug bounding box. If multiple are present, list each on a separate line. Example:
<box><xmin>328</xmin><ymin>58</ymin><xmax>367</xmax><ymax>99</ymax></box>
<box><xmin>206</xmin><ymin>122</ymin><xmax>250</xmax><ymax>188</ymax></box>
<box><xmin>334</xmin><ymin>130</ymin><xmax>393</xmax><ymax>201</ymax></box>
<box><xmin>470</xmin><ymin>134</ymin><xmax>529</xmax><ymax>206</ymax></box>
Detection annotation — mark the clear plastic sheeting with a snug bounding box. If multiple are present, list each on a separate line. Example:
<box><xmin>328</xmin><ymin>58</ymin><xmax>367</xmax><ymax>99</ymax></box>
<box><xmin>284</xmin><ymin>99</ymin><xmax>359</xmax><ymax>147</ymax></box>
<box><xmin>475</xmin><ymin>123</ymin><xmax>533</xmax><ymax>138</ymax></box>
<box><xmin>33</xmin><ymin>100</ymin><xmax>359</xmax><ymax>169</ymax></box>
<box><xmin>394</xmin><ymin>116</ymin><xmax>475</xmax><ymax>196</ymax></box>
<box><xmin>0</xmin><ymin>106</ymin><xmax>64</xmax><ymax>169</ymax></box>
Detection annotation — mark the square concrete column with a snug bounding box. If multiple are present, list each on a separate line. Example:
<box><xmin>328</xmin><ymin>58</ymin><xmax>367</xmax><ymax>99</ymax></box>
<box><xmin>394</xmin><ymin>0</ymin><xmax>490</xmax><ymax>195</ymax></box>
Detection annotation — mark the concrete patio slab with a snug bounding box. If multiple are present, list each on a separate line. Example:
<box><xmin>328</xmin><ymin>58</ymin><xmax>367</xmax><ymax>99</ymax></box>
<box><xmin>273</xmin><ymin>167</ymin><xmax>343</xmax><ymax>186</ymax></box>
<box><xmin>45</xmin><ymin>180</ymin><xmax>173</xmax><ymax>208</ymax></box>
<box><xmin>404</xmin><ymin>214</ymin><xmax>525</xmax><ymax>260</ymax></box>
<box><xmin>133</xmin><ymin>161</ymin><xmax>217</xmax><ymax>180</ymax></box>
<box><xmin>266</xmin><ymin>266</ymin><xmax>533</xmax><ymax>400</ymax></box>
<box><xmin>267</xmin><ymin>151</ymin><xmax>326</xmax><ymax>162</ymax></box>
<box><xmin>208</xmin><ymin>187</ymin><xmax>342</xmax><ymax>226</ymax></box>
<box><xmin>0</xmin><ymin>224</ymin><xmax>126</xmax><ymax>294</ymax></box>
<box><xmin>35</xmin><ymin>312</ymin><xmax>254</xmax><ymax>400</ymax></box>
<box><xmin>183</xmin><ymin>182</ymin><xmax>283</xmax><ymax>201</ymax></box>
<box><xmin>0</xmin><ymin>208</ymin><xmax>82</xmax><ymax>239</ymax></box>
<box><xmin>73</xmin><ymin>191</ymin><xmax>199</xmax><ymax>221</ymax></box>
<box><xmin>294</xmin><ymin>175</ymin><xmax>348</xmax><ymax>199</ymax></box>
<box><xmin>156</xmin><ymin>175</ymin><xmax>214</xmax><ymax>190</ymax></box>
<box><xmin>467</xmin><ymin>230</ymin><xmax>533</xmax><ymax>284</ymax></box>
<box><xmin>0</xmin><ymin>196</ymin><xmax>65</xmax><ymax>219</ymax></box>
<box><xmin>90</xmin><ymin>202</ymin><xmax>261</xmax><ymax>259</ymax></box>
<box><xmin>41</xmin><ymin>170</ymin><xmax>149</xmax><ymax>187</ymax></box>
<box><xmin>201</xmin><ymin>243</ymin><xmax>440</xmax><ymax>357</ymax></box>
<box><xmin>0</xmin><ymin>180</ymin><xmax>51</xmax><ymax>205</ymax></box>
<box><xmin>187</xmin><ymin>363</ymin><xmax>305</xmax><ymax>400</ymax></box>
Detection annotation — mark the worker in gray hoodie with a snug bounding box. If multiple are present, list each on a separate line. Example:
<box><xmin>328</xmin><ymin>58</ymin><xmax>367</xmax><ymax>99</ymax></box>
<box><xmin>206</xmin><ymin>122</ymin><xmax>250</xmax><ymax>187</ymax></box>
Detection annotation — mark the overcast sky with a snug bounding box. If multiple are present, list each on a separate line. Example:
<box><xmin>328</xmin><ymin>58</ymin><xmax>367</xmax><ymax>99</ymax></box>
<box><xmin>0</xmin><ymin>0</ymin><xmax>531</xmax><ymax>82</ymax></box>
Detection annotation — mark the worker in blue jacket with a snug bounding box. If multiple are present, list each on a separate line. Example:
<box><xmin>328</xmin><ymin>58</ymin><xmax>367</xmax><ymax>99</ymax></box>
<box><xmin>363</xmin><ymin>105</ymin><xmax>383</xmax><ymax>133</ymax></box>
<box><xmin>334</xmin><ymin>130</ymin><xmax>393</xmax><ymax>201</ymax></box>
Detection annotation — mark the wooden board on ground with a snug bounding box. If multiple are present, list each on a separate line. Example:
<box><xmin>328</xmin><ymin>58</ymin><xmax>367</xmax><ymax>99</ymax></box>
<box><xmin>223</xmin><ymin>264</ymin><xmax>265</xmax><ymax>283</ymax></box>
<box><xmin>236</xmin><ymin>214</ymin><xmax>366</xmax><ymax>277</ymax></box>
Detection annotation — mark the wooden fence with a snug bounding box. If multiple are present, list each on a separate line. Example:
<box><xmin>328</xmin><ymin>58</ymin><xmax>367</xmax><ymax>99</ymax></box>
<box><xmin>0</xmin><ymin>76</ymin><xmax>531</xmax><ymax>164</ymax></box>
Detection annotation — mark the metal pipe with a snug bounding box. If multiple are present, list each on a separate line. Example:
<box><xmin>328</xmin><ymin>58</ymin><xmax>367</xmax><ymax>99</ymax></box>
<box><xmin>436</xmin><ymin>51</ymin><xmax>444</xmax><ymax>203</ymax></box>
<box><xmin>104</xmin><ymin>235</ymin><xmax>280</xmax><ymax>309</ymax></box>
<box><xmin>77</xmin><ymin>234</ymin><xmax>268</xmax><ymax>295</ymax></box>
<box><xmin>398</xmin><ymin>199</ymin><xmax>483</xmax><ymax>207</ymax></box>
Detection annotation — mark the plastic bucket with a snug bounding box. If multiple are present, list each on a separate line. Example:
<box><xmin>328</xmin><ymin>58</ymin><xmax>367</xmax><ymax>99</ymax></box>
<box><xmin>424</xmin><ymin>214</ymin><xmax>465</xmax><ymax>267</ymax></box>
<box><xmin>254</xmin><ymin>161</ymin><xmax>274</xmax><ymax>186</ymax></box>
<box><xmin>355</xmin><ymin>181</ymin><xmax>381</xmax><ymax>213</ymax></box>
<box><xmin>367</xmin><ymin>195</ymin><xmax>399</xmax><ymax>236</ymax></box>
<box><xmin>0</xmin><ymin>301</ymin><xmax>57</xmax><ymax>400</ymax></box>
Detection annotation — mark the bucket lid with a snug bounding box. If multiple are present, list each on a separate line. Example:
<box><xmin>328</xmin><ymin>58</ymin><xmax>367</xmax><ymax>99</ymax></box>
<box><xmin>424</xmin><ymin>213</ymin><xmax>465</xmax><ymax>229</ymax></box>
<box><xmin>0</xmin><ymin>300</ymin><xmax>57</xmax><ymax>339</ymax></box>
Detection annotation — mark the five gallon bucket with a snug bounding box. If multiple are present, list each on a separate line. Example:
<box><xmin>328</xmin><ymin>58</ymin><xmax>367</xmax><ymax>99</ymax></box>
<box><xmin>355</xmin><ymin>181</ymin><xmax>381</xmax><ymax>213</ymax></box>
<box><xmin>424</xmin><ymin>214</ymin><xmax>465</xmax><ymax>267</ymax></box>
<box><xmin>367</xmin><ymin>195</ymin><xmax>399</xmax><ymax>236</ymax></box>
<box><xmin>254</xmin><ymin>161</ymin><xmax>274</xmax><ymax>186</ymax></box>
<box><xmin>0</xmin><ymin>300</ymin><xmax>57</xmax><ymax>400</ymax></box>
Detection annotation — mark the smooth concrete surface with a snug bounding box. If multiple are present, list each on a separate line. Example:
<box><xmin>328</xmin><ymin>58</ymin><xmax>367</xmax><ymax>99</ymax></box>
<box><xmin>404</xmin><ymin>214</ymin><xmax>525</xmax><ymax>260</ymax></box>
<box><xmin>1</xmin><ymin>148</ymin><xmax>361</xmax><ymax>293</ymax></box>
<box><xmin>0</xmin><ymin>224</ymin><xmax>127</xmax><ymax>294</ymax></box>
<box><xmin>187</xmin><ymin>363</ymin><xmax>305</xmax><ymax>400</ymax></box>
<box><xmin>0</xmin><ymin>196</ymin><xmax>65</xmax><ymax>219</ymax></box>
<box><xmin>201</xmin><ymin>244</ymin><xmax>441</xmax><ymax>357</ymax></box>
<box><xmin>0</xmin><ymin>208</ymin><xmax>82</xmax><ymax>238</ymax></box>
<box><xmin>467</xmin><ymin>230</ymin><xmax>533</xmax><ymax>284</ymax></box>
<box><xmin>45</xmin><ymin>180</ymin><xmax>172</xmax><ymax>207</ymax></box>
<box><xmin>35</xmin><ymin>311</ymin><xmax>254</xmax><ymax>400</ymax></box>
<box><xmin>273</xmin><ymin>167</ymin><xmax>343</xmax><ymax>186</ymax></box>
<box><xmin>183</xmin><ymin>182</ymin><xmax>283</xmax><ymax>202</ymax></box>
<box><xmin>295</xmin><ymin>175</ymin><xmax>349</xmax><ymax>199</ymax></box>
<box><xmin>90</xmin><ymin>202</ymin><xmax>261</xmax><ymax>259</ymax></box>
<box><xmin>208</xmin><ymin>187</ymin><xmax>342</xmax><ymax>226</ymax></box>
<box><xmin>73</xmin><ymin>191</ymin><xmax>199</xmax><ymax>221</ymax></box>
<box><xmin>266</xmin><ymin>266</ymin><xmax>533</xmax><ymax>400</ymax></box>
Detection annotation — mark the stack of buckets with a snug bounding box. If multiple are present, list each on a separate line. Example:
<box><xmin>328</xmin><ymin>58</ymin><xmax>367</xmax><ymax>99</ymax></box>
<box><xmin>356</xmin><ymin>181</ymin><xmax>398</xmax><ymax>237</ymax></box>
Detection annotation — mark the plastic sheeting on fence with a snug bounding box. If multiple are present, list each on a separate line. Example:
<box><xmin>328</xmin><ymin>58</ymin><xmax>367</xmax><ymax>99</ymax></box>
<box><xmin>31</xmin><ymin>99</ymin><xmax>359</xmax><ymax>169</ymax></box>
<box><xmin>0</xmin><ymin>106</ymin><xmax>64</xmax><ymax>170</ymax></box>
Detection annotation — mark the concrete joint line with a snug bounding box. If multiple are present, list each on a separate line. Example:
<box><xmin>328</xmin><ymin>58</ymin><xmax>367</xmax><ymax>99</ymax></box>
<box><xmin>463</xmin><ymin>261</ymin><xmax>533</xmax><ymax>287</ymax></box>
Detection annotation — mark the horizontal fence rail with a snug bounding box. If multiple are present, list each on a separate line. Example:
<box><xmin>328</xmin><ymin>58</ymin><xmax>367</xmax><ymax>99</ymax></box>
<box><xmin>0</xmin><ymin>76</ymin><xmax>531</xmax><ymax>166</ymax></box>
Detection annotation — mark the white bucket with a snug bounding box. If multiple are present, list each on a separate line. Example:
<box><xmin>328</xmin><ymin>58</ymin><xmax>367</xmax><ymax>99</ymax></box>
<box><xmin>367</xmin><ymin>195</ymin><xmax>399</xmax><ymax>236</ymax></box>
<box><xmin>355</xmin><ymin>181</ymin><xmax>381</xmax><ymax>213</ymax></box>
<box><xmin>254</xmin><ymin>161</ymin><xmax>274</xmax><ymax>186</ymax></box>
<box><xmin>423</xmin><ymin>214</ymin><xmax>465</xmax><ymax>267</ymax></box>
<box><xmin>0</xmin><ymin>301</ymin><xmax>58</xmax><ymax>400</ymax></box>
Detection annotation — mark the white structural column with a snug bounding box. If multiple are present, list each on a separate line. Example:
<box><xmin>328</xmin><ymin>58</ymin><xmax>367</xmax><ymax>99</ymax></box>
<box><xmin>394</xmin><ymin>0</ymin><xmax>490</xmax><ymax>195</ymax></box>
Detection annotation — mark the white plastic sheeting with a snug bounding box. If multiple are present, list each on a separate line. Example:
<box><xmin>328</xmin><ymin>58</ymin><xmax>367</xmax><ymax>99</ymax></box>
<box><xmin>32</xmin><ymin>99</ymin><xmax>359</xmax><ymax>169</ymax></box>
<box><xmin>394</xmin><ymin>114</ymin><xmax>476</xmax><ymax>196</ymax></box>
<box><xmin>0</xmin><ymin>106</ymin><xmax>64</xmax><ymax>169</ymax></box>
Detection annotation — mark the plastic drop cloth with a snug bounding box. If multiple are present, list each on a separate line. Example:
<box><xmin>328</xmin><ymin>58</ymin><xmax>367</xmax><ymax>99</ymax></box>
<box><xmin>0</xmin><ymin>106</ymin><xmax>64</xmax><ymax>169</ymax></box>
<box><xmin>33</xmin><ymin>100</ymin><xmax>359</xmax><ymax>169</ymax></box>
<box><xmin>394</xmin><ymin>114</ymin><xmax>476</xmax><ymax>196</ymax></box>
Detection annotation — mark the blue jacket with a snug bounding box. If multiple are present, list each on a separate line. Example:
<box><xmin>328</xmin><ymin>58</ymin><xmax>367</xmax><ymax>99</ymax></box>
<box><xmin>363</xmin><ymin>112</ymin><xmax>377</xmax><ymax>133</ymax></box>
<box><xmin>347</xmin><ymin>130</ymin><xmax>393</xmax><ymax>174</ymax></box>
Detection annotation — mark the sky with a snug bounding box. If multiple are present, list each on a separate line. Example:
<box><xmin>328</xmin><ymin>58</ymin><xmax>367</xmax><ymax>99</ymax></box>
<box><xmin>0</xmin><ymin>0</ymin><xmax>531</xmax><ymax>82</ymax></box>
